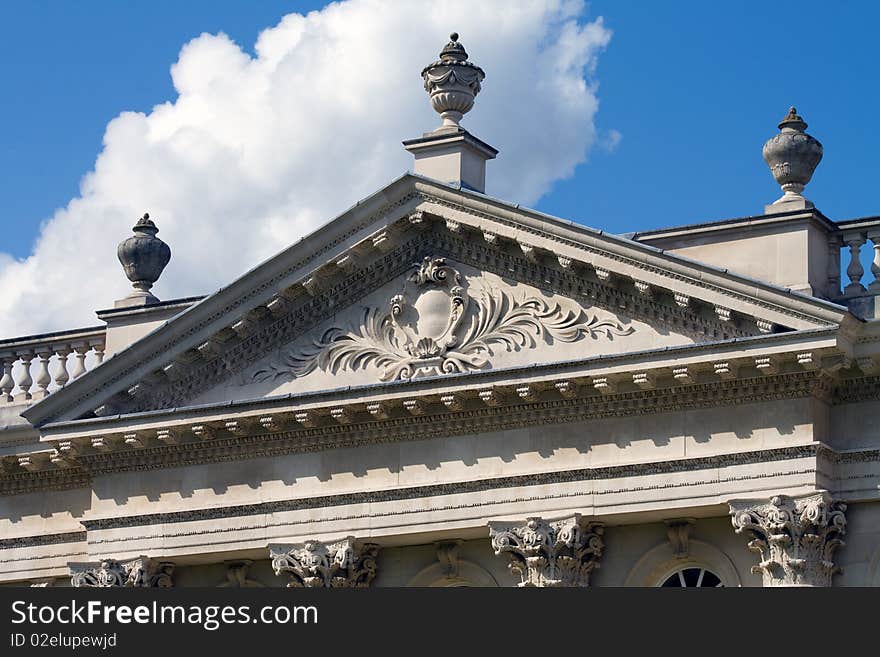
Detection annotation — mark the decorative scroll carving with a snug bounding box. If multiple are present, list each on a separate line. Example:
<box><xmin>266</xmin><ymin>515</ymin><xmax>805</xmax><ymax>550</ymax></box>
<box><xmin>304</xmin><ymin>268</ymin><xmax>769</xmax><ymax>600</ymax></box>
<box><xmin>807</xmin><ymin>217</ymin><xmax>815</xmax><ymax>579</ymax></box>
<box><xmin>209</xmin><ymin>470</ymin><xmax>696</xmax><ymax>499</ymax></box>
<box><xmin>70</xmin><ymin>556</ymin><xmax>174</xmax><ymax>587</ymax></box>
<box><xmin>254</xmin><ymin>257</ymin><xmax>634</xmax><ymax>383</ymax></box>
<box><xmin>488</xmin><ymin>515</ymin><xmax>604</xmax><ymax>587</ymax></box>
<box><xmin>729</xmin><ymin>493</ymin><xmax>847</xmax><ymax>587</ymax></box>
<box><xmin>269</xmin><ymin>537</ymin><xmax>379</xmax><ymax>588</ymax></box>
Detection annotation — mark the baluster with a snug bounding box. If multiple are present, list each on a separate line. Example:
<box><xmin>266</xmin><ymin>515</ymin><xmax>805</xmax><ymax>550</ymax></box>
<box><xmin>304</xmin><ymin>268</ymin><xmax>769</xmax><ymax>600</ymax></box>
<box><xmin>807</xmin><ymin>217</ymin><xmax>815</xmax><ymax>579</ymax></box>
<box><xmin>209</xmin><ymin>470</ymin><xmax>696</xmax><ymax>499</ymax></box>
<box><xmin>844</xmin><ymin>233</ymin><xmax>866</xmax><ymax>296</ymax></box>
<box><xmin>0</xmin><ymin>355</ymin><xmax>14</xmax><ymax>403</ymax></box>
<box><xmin>92</xmin><ymin>342</ymin><xmax>105</xmax><ymax>365</ymax></box>
<box><xmin>869</xmin><ymin>230</ymin><xmax>880</xmax><ymax>294</ymax></box>
<box><xmin>14</xmin><ymin>352</ymin><xmax>34</xmax><ymax>402</ymax></box>
<box><xmin>71</xmin><ymin>345</ymin><xmax>88</xmax><ymax>379</ymax></box>
<box><xmin>53</xmin><ymin>347</ymin><xmax>71</xmax><ymax>388</ymax></box>
<box><xmin>32</xmin><ymin>351</ymin><xmax>52</xmax><ymax>400</ymax></box>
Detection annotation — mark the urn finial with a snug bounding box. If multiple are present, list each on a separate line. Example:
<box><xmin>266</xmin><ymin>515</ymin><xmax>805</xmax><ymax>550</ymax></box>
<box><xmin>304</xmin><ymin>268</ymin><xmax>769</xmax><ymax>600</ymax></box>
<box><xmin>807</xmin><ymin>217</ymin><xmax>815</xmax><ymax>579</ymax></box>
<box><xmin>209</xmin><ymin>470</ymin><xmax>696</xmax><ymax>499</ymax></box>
<box><xmin>762</xmin><ymin>106</ymin><xmax>823</xmax><ymax>211</ymax></box>
<box><xmin>403</xmin><ymin>32</ymin><xmax>497</xmax><ymax>193</ymax></box>
<box><xmin>116</xmin><ymin>212</ymin><xmax>171</xmax><ymax>307</ymax></box>
<box><xmin>421</xmin><ymin>31</ymin><xmax>485</xmax><ymax>133</ymax></box>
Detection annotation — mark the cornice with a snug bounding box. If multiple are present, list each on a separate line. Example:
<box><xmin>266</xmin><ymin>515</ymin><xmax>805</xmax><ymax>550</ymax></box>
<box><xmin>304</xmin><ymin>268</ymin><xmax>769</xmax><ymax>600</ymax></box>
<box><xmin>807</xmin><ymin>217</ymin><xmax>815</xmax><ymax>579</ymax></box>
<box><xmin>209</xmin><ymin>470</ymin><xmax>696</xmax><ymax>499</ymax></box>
<box><xmin>38</xmin><ymin>326</ymin><xmax>842</xmax><ymax>437</ymax></box>
<box><xmin>0</xmin><ymin>363</ymin><xmax>845</xmax><ymax>495</ymax></box>
<box><xmin>415</xmin><ymin>188</ymin><xmax>845</xmax><ymax>327</ymax></box>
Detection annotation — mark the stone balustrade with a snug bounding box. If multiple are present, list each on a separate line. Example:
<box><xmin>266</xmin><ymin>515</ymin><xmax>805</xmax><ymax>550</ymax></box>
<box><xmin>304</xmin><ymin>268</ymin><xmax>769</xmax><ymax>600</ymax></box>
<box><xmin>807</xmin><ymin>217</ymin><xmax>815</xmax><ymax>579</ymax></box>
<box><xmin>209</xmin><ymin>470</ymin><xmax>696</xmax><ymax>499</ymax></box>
<box><xmin>0</xmin><ymin>326</ymin><xmax>106</xmax><ymax>405</ymax></box>
<box><xmin>834</xmin><ymin>217</ymin><xmax>880</xmax><ymax>315</ymax></box>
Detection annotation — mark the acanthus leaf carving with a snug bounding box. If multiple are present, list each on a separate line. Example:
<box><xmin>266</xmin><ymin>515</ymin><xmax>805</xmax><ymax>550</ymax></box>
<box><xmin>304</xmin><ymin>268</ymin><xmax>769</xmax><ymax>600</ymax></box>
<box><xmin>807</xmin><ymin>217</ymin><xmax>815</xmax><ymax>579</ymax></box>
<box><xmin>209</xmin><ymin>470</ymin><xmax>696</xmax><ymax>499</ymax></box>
<box><xmin>253</xmin><ymin>257</ymin><xmax>635</xmax><ymax>383</ymax></box>
<box><xmin>269</xmin><ymin>537</ymin><xmax>379</xmax><ymax>588</ymax></box>
<box><xmin>729</xmin><ymin>493</ymin><xmax>847</xmax><ymax>587</ymax></box>
<box><xmin>70</xmin><ymin>556</ymin><xmax>174</xmax><ymax>588</ymax></box>
<box><xmin>488</xmin><ymin>515</ymin><xmax>604</xmax><ymax>587</ymax></box>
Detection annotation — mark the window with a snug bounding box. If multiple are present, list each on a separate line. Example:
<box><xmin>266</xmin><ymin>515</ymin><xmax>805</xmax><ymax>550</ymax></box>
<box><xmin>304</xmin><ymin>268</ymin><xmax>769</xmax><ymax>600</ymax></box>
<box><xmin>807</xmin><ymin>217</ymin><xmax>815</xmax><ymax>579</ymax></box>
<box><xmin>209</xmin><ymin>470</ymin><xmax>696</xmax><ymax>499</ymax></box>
<box><xmin>660</xmin><ymin>567</ymin><xmax>723</xmax><ymax>588</ymax></box>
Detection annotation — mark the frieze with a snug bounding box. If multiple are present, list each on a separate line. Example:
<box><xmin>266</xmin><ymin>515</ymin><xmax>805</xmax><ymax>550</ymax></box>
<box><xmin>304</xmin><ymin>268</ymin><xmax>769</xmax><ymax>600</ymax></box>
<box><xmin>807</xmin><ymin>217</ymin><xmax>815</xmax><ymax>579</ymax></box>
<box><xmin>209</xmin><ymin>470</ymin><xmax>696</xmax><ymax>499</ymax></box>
<box><xmin>78</xmin><ymin>443</ymin><xmax>824</xmax><ymax>532</ymax></box>
<box><xmin>78</xmin><ymin>466</ymin><xmax>827</xmax><ymax>550</ymax></box>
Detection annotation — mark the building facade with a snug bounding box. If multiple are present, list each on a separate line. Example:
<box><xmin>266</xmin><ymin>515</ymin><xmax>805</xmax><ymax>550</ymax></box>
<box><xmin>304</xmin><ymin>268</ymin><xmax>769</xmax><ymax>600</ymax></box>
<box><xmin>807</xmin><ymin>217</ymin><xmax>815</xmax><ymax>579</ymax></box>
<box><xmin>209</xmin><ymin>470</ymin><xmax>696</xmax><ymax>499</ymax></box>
<box><xmin>1</xmin><ymin>35</ymin><xmax>879</xmax><ymax>588</ymax></box>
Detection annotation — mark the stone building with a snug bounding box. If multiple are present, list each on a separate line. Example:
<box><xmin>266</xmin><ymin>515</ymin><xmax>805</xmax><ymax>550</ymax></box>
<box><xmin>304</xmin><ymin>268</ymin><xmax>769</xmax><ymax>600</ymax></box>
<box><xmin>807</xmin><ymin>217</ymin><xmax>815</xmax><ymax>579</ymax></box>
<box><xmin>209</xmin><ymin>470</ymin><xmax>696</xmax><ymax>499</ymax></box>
<box><xmin>1</xmin><ymin>34</ymin><xmax>878</xmax><ymax>588</ymax></box>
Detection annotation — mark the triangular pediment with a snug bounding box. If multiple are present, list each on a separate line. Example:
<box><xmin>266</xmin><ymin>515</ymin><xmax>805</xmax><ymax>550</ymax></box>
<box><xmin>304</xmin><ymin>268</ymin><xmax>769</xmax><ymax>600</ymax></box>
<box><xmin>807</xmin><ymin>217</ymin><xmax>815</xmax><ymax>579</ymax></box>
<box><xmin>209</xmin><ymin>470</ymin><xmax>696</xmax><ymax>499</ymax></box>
<box><xmin>25</xmin><ymin>174</ymin><xmax>848</xmax><ymax>426</ymax></box>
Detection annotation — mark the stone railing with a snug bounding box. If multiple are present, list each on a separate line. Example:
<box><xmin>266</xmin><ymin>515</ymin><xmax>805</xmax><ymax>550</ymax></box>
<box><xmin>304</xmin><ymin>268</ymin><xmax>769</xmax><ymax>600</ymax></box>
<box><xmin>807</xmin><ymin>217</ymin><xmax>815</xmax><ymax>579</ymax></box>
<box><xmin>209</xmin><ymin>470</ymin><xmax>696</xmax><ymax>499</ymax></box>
<box><xmin>0</xmin><ymin>326</ymin><xmax>106</xmax><ymax>404</ymax></box>
<box><xmin>832</xmin><ymin>216</ymin><xmax>880</xmax><ymax>318</ymax></box>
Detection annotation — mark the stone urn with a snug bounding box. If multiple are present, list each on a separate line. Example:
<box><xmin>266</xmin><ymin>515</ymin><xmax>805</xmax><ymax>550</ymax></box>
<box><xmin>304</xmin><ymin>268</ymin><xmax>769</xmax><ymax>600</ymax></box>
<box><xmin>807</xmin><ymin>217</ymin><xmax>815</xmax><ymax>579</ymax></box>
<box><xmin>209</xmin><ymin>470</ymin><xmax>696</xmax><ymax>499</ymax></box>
<box><xmin>762</xmin><ymin>107</ymin><xmax>823</xmax><ymax>206</ymax></box>
<box><xmin>421</xmin><ymin>33</ymin><xmax>485</xmax><ymax>133</ymax></box>
<box><xmin>116</xmin><ymin>213</ymin><xmax>171</xmax><ymax>305</ymax></box>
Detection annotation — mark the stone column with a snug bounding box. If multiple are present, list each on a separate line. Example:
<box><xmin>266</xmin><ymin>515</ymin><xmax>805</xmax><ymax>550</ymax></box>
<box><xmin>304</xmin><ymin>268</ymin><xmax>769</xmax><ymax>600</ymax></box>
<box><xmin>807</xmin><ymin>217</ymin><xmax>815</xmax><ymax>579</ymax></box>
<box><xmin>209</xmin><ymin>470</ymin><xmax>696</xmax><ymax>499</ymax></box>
<box><xmin>269</xmin><ymin>537</ymin><xmax>379</xmax><ymax>588</ymax></box>
<box><xmin>69</xmin><ymin>556</ymin><xmax>175</xmax><ymax>587</ymax></box>
<box><xmin>729</xmin><ymin>493</ymin><xmax>847</xmax><ymax>587</ymax></box>
<box><xmin>488</xmin><ymin>514</ymin><xmax>604</xmax><ymax>587</ymax></box>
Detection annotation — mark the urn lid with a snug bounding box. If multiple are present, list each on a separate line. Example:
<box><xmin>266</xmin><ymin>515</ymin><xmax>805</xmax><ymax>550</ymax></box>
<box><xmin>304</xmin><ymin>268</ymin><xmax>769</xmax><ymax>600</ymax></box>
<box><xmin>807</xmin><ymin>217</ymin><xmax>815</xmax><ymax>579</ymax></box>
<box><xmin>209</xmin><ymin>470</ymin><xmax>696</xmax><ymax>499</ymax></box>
<box><xmin>439</xmin><ymin>32</ymin><xmax>469</xmax><ymax>63</ymax></box>
<box><xmin>132</xmin><ymin>212</ymin><xmax>160</xmax><ymax>235</ymax></box>
<box><xmin>421</xmin><ymin>32</ymin><xmax>485</xmax><ymax>77</ymax></box>
<box><xmin>778</xmin><ymin>106</ymin><xmax>807</xmax><ymax>132</ymax></box>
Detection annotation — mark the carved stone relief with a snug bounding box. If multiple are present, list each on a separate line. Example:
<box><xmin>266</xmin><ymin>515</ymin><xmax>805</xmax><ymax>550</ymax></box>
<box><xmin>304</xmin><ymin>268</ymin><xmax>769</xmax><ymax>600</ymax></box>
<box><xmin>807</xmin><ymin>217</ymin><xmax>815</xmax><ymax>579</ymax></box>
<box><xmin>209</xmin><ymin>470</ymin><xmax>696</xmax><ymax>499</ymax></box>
<box><xmin>218</xmin><ymin>560</ymin><xmax>263</xmax><ymax>587</ymax></box>
<box><xmin>269</xmin><ymin>538</ymin><xmax>379</xmax><ymax>588</ymax></box>
<box><xmin>489</xmin><ymin>514</ymin><xmax>604</xmax><ymax>587</ymax></box>
<box><xmin>665</xmin><ymin>518</ymin><xmax>696</xmax><ymax>559</ymax></box>
<box><xmin>729</xmin><ymin>493</ymin><xmax>847</xmax><ymax>587</ymax></box>
<box><xmin>70</xmin><ymin>556</ymin><xmax>174</xmax><ymax>588</ymax></box>
<box><xmin>254</xmin><ymin>257</ymin><xmax>634</xmax><ymax>383</ymax></box>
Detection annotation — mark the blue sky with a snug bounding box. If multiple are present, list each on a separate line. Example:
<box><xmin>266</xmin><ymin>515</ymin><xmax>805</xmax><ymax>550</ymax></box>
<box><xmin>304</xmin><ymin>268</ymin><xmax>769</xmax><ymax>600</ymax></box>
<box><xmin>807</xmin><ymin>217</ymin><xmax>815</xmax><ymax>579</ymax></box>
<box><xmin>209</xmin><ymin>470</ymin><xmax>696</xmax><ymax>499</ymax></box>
<box><xmin>1</xmin><ymin>1</ymin><xmax>877</xmax><ymax>260</ymax></box>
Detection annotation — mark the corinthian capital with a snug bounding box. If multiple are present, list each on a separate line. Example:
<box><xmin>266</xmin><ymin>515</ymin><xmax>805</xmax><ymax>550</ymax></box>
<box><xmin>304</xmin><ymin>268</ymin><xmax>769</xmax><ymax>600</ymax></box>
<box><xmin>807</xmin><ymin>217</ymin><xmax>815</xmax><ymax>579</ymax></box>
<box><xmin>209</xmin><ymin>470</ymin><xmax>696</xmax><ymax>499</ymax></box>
<box><xmin>69</xmin><ymin>556</ymin><xmax>174</xmax><ymax>588</ymax></box>
<box><xmin>729</xmin><ymin>493</ymin><xmax>847</xmax><ymax>587</ymax></box>
<box><xmin>269</xmin><ymin>537</ymin><xmax>379</xmax><ymax>588</ymax></box>
<box><xmin>488</xmin><ymin>514</ymin><xmax>604</xmax><ymax>587</ymax></box>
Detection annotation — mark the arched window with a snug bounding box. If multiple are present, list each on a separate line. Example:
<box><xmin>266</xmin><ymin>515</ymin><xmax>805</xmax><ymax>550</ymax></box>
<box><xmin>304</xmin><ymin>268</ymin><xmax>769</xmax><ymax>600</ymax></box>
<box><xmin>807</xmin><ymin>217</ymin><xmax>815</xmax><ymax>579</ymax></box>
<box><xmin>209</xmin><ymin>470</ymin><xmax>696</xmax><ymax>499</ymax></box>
<box><xmin>659</xmin><ymin>566</ymin><xmax>723</xmax><ymax>588</ymax></box>
<box><xmin>625</xmin><ymin>539</ymin><xmax>741</xmax><ymax>587</ymax></box>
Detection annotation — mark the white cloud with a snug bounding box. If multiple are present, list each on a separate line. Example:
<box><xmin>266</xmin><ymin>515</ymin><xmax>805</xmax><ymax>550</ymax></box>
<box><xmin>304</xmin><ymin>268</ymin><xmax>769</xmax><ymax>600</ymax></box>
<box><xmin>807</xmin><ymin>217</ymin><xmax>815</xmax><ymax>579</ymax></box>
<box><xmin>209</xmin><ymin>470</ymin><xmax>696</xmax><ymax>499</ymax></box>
<box><xmin>0</xmin><ymin>0</ymin><xmax>612</xmax><ymax>336</ymax></box>
<box><xmin>600</xmin><ymin>128</ymin><xmax>622</xmax><ymax>153</ymax></box>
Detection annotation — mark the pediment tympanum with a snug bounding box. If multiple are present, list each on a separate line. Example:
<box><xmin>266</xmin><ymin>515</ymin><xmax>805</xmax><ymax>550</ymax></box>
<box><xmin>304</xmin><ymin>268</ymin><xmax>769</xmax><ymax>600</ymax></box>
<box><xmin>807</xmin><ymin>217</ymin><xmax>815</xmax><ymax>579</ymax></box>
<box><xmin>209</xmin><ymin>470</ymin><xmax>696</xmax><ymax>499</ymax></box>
<box><xmin>255</xmin><ymin>256</ymin><xmax>633</xmax><ymax>382</ymax></box>
<box><xmin>188</xmin><ymin>256</ymin><xmax>694</xmax><ymax>404</ymax></box>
